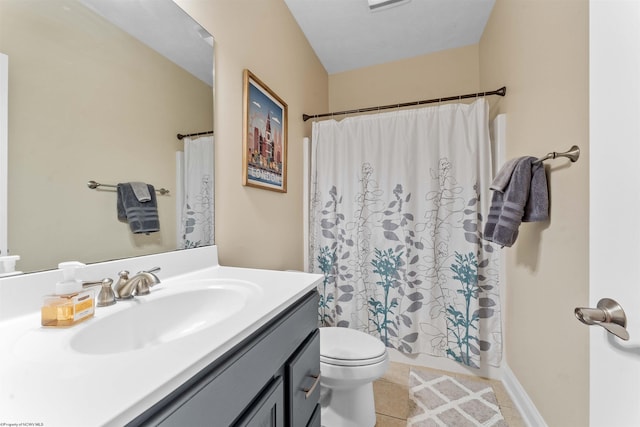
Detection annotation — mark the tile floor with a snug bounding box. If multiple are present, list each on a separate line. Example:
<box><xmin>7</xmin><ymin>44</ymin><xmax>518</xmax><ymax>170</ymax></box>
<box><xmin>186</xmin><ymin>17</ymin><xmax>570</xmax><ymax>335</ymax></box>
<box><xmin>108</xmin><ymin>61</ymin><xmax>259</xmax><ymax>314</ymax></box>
<box><xmin>373</xmin><ymin>362</ymin><xmax>526</xmax><ymax>426</ymax></box>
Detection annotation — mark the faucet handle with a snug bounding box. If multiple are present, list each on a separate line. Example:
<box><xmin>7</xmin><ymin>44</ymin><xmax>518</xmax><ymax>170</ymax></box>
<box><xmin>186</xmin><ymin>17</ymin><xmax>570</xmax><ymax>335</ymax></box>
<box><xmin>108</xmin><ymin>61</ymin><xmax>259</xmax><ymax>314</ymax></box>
<box><xmin>96</xmin><ymin>278</ymin><xmax>116</xmax><ymax>307</ymax></box>
<box><xmin>83</xmin><ymin>278</ymin><xmax>116</xmax><ymax>307</ymax></box>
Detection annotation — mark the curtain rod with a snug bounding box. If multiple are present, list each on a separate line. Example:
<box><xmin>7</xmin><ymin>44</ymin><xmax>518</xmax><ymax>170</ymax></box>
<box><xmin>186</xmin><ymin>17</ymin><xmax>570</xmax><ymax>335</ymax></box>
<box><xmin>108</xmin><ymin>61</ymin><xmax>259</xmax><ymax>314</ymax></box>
<box><xmin>176</xmin><ymin>130</ymin><xmax>213</xmax><ymax>140</ymax></box>
<box><xmin>302</xmin><ymin>86</ymin><xmax>506</xmax><ymax>122</ymax></box>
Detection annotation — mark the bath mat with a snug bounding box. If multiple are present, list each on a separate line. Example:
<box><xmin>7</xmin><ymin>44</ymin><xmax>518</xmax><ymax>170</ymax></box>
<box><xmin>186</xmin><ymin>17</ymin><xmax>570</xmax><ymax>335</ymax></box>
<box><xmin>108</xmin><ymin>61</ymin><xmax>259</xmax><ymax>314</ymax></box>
<box><xmin>407</xmin><ymin>368</ymin><xmax>508</xmax><ymax>427</ymax></box>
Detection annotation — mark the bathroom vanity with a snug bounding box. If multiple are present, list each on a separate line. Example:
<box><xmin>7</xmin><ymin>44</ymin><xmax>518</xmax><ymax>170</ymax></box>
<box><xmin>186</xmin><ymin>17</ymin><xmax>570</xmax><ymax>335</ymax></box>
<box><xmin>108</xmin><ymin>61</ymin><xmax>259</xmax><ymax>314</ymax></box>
<box><xmin>0</xmin><ymin>246</ymin><xmax>322</xmax><ymax>426</ymax></box>
<box><xmin>130</xmin><ymin>290</ymin><xmax>321</xmax><ymax>426</ymax></box>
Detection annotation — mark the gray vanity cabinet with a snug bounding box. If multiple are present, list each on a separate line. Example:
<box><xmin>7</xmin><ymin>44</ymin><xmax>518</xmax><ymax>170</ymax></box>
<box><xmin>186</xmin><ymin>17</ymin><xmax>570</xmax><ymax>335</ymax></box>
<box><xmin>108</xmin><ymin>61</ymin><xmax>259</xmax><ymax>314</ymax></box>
<box><xmin>128</xmin><ymin>290</ymin><xmax>320</xmax><ymax>427</ymax></box>
<box><xmin>235</xmin><ymin>377</ymin><xmax>285</xmax><ymax>427</ymax></box>
<box><xmin>287</xmin><ymin>329</ymin><xmax>321</xmax><ymax>426</ymax></box>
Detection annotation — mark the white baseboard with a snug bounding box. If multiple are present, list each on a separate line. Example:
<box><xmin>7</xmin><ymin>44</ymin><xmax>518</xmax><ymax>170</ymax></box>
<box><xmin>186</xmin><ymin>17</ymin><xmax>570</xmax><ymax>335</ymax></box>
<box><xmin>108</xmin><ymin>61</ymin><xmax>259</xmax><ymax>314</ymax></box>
<box><xmin>501</xmin><ymin>363</ymin><xmax>547</xmax><ymax>427</ymax></box>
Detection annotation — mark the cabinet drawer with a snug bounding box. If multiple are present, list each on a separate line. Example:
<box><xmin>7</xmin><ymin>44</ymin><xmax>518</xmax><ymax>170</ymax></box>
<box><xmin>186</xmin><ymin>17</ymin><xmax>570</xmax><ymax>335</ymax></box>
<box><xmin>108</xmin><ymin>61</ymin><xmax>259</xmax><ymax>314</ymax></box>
<box><xmin>287</xmin><ymin>329</ymin><xmax>320</xmax><ymax>427</ymax></box>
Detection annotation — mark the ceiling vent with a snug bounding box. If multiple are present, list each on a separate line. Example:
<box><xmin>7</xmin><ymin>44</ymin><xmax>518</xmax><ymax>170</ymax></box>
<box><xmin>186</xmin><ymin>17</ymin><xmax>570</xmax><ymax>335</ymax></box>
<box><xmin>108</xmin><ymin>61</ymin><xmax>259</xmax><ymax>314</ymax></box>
<box><xmin>367</xmin><ymin>0</ymin><xmax>411</xmax><ymax>12</ymax></box>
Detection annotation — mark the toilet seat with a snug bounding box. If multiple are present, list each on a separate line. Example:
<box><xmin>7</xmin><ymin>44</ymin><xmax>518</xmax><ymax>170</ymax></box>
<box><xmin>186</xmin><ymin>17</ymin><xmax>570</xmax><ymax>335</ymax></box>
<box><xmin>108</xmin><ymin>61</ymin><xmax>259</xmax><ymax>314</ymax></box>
<box><xmin>320</xmin><ymin>327</ymin><xmax>387</xmax><ymax>367</ymax></box>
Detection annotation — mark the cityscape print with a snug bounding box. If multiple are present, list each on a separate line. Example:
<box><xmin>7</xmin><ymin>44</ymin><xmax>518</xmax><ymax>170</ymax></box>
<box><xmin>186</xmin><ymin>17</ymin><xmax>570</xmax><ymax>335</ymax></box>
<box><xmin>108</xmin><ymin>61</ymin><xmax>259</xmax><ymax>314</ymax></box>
<box><xmin>244</xmin><ymin>71</ymin><xmax>287</xmax><ymax>192</ymax></box>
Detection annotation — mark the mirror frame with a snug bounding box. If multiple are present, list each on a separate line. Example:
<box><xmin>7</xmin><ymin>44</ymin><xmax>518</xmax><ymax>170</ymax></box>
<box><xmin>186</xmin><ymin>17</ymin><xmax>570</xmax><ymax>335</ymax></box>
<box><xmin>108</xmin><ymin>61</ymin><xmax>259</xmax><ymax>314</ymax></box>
<box><xmin>0</xmin><ymin>53</ymin><xmax>7</xmax><ymax>257</ymax></box>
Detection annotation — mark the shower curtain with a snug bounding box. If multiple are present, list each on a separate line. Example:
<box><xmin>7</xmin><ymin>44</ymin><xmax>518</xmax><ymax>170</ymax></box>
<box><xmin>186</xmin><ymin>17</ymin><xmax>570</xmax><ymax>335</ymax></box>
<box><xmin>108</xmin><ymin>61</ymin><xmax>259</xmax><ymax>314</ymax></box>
<box><xmin>309</xmin><ymin>99</ymin><xmax>502</xmax><ymax>368</ymax></box>
<box><xmin>179</xmin><ymin>135</ymin><xmax>214</xmax><ymax>249</ymax></box>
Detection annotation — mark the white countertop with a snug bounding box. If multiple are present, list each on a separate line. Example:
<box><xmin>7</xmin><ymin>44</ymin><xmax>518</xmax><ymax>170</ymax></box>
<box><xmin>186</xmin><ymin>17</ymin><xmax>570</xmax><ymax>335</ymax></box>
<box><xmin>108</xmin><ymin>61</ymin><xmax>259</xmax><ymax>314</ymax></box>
<box><xmin>0</xmin><ymin>246</ymin><xmax>322</xmax><ymax>426</ymax></box>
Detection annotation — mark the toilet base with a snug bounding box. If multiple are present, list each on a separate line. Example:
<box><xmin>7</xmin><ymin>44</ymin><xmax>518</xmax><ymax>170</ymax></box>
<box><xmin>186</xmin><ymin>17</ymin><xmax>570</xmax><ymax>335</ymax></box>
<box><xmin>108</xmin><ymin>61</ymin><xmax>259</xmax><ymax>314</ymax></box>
<box><xmin>320</xmin><ymin>382</ymin><xmax>376</xmax><ymax>427</ymax></box>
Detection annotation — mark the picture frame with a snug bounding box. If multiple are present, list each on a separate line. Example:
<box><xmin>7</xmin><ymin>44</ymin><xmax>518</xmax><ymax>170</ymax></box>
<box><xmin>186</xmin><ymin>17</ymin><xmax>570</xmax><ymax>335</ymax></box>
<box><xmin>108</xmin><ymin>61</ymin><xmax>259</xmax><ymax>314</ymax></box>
<box><xmin>242</xmin><ymin>69</ymin><xmax>288</xmax><ymax>192</ymax></box>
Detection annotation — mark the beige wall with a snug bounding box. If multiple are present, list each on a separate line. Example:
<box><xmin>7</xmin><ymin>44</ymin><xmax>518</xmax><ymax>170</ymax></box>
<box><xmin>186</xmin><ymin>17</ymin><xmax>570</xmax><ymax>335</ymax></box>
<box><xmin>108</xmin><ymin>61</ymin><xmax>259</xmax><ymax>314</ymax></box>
<box><xmin>479</xmin><ymin>0</ymin><xmax>589</xmax><ymax>426</ymax></box>
<box><xmin>329</xmin><ymin>45</ymin><xmax>480</xmax><ymax>111</ymax></box>
<box><xmin>175</xmin><ymin>0</ymin><xmax>328</xmax><ymax>270</ymax></box>
<box><xmin>1</xmin><ymin>1</ymin><xmax>213</xmax><ymax>272</ymax></box>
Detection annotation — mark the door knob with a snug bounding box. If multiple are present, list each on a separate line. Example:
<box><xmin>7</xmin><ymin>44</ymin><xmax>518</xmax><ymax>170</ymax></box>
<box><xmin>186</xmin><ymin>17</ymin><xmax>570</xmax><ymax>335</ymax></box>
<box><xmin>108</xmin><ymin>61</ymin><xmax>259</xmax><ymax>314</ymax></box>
<box><xmin>575</xmin><ymin>298</ymin><xmax>629</xmax><ymax>340</ymax></box>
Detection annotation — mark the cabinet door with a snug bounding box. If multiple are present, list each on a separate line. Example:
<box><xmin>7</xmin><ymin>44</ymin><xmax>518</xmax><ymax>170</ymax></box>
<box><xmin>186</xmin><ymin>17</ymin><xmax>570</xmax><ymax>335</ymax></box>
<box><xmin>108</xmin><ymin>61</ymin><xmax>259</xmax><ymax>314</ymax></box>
<box><xmin>234</xmin><ymin>376</ymin><xmax>284</xmax><ymax>427</ymax></box>
<box><xmin>306</xmin><ymin>404</ymin><xmax>320</xmax><ymax>427</ymax></box>
<box><xmin>287</xmin><ymin>329</ymin><xmax>320</xmax><ymax>426</ymax></box>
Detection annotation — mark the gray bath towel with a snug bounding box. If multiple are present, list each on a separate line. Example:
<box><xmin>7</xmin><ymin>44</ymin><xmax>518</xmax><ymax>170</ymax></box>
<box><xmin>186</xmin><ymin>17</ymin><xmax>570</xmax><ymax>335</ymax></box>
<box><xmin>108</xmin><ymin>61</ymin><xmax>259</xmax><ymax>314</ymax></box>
<box><xmin>483</xmin><ymin>156</ymin><xmax>548</xmax><ymax>247</ymax></box>
<box><xmin>117</xmin><ymin>183</ymin><xmax>160</xmax><ymax>234</ymax></box>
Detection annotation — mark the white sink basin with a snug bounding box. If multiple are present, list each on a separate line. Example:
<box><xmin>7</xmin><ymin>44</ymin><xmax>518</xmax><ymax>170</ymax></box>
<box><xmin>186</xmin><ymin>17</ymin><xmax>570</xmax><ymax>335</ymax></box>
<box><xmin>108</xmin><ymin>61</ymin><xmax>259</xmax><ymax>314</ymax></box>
<box><xmin>69</xmin><ymin>279</ymin><xmax>259</xmax><ymax>355</ymax></box>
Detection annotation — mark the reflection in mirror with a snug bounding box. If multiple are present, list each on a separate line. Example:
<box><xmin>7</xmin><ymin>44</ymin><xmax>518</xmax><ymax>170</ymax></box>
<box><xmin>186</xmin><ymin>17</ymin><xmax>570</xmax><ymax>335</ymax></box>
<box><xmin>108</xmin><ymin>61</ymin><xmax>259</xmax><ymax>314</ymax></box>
<box><xmin>0</xmin><ymin>0</ymin><xmax>214</xmax><ymax>273</ymax></box>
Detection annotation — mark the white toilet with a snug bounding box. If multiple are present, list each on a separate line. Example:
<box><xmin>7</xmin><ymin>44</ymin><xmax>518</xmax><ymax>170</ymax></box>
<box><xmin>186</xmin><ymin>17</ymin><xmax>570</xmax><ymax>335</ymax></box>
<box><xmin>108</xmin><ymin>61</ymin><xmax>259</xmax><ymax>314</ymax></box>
<box><xmin>319</xmin><ymin>326</ymin><xmax>389</xmax><ymax>427</ymax></box>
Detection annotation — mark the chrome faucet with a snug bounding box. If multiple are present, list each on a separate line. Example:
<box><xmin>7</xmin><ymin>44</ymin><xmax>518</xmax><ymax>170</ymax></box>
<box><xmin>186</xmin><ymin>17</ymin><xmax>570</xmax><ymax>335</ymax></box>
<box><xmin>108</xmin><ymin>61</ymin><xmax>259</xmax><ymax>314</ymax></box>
<box><xmin>114</xmin><ymin>267</ymin><xmax>161</xmax><ymax>299</ymax></box>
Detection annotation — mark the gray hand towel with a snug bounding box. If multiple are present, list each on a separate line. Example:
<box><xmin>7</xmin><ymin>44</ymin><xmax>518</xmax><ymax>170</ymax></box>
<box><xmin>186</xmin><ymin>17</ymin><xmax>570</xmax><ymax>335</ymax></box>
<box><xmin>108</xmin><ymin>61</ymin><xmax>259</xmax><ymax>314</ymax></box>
<box><xmin>117</xmin><ymin>183</ymin><xmax>160</xmax><ymax>234</ymax></box>
<box><xmin>523</xmin><ymin>163</ymin><xmax>549</xmax><ymax>222</ymax></box>
<box><xmin>483</xmin><ymin>156</ymin><xmax>548</xmax><ymax>247</ymax></box>
<box><xmin>489</xmin><ymin>157</ymin><xmax>520</xmax><ymax>191</ymax></box>
<box><xmin>130</xmin><ymin>181</ymin><xmax>151</xmax><ymax>202</ymax></box>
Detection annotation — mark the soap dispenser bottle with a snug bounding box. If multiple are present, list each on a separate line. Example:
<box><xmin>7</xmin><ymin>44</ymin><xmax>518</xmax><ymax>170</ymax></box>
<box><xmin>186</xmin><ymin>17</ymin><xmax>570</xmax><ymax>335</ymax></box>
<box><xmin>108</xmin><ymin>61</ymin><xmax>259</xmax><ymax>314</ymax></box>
<box><xmin>41</xmin><ymin>261</ymin><xmax>95</xmax><ymax>327</ymax></box>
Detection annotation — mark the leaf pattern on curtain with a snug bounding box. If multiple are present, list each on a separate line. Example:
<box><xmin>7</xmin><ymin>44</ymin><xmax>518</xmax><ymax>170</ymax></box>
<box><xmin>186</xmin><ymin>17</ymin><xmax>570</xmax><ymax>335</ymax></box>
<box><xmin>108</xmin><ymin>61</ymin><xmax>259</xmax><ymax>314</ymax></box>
<box><xmin>180</xmin><ymin>135</ymin><xmax>214</xmax><ymax>249</ymax></box>
<box><xmin>309</xmin><ymin>100</ymin><xmax>502</xmax><ymax>368</ymax></box>
<box><xmin>181</xmin><ymin>175</ymin><xmax>213</xmax><ymax>248</ymax></box>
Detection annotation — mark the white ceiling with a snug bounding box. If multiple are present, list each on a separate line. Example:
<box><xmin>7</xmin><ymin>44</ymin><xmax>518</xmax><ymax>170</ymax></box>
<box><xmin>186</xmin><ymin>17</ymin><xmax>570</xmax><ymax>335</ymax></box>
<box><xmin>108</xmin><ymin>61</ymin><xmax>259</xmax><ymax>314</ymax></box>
<box><xmin>283</xmin><ymin>0</ymin><xmax>496</xmax><ymax>74</ymax></box>
<box><xmin>79</xmin><ymin>0</ymin><xmax>214</xmax><ymax>87</ymax></box>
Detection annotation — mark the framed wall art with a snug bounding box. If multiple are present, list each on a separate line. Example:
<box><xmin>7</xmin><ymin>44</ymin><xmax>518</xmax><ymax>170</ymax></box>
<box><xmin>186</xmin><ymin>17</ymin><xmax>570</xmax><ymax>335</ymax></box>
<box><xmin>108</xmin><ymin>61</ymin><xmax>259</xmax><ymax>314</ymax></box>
<box><xmin>242</xmin><ymin>69</ymin><xmax>288</xmax><ymax>192</ymax></box>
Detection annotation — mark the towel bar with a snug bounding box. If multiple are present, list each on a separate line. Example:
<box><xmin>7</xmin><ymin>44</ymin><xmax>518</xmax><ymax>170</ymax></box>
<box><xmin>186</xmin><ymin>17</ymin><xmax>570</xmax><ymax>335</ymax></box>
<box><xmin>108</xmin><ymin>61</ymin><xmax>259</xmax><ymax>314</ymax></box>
<box><xmin>533</xmin><ymin>145</ymin><xmax>580</xmax><ymax>165</ymax></box>
<box><xmin>87</xmin><ymin>180</ymin><xmax>170</xmax><ymax>195</ymax></box>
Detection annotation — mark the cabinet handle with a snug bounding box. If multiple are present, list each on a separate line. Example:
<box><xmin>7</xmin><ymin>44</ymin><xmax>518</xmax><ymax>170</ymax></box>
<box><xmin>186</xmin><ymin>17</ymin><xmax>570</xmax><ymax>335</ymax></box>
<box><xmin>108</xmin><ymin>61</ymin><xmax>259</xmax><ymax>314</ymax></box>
<box><xmin>302</xmin><ymin>374</ymin><xmax>321</xmax><ymax>399</ymax></box>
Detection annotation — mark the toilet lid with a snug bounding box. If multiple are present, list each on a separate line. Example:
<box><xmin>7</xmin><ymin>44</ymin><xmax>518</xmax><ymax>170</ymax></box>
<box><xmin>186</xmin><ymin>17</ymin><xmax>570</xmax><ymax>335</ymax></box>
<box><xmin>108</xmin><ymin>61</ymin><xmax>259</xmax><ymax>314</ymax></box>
<box><xmin>320</xmin><ymin>327</ymin><xmax>387</xmax><ymax>367</ymax></box>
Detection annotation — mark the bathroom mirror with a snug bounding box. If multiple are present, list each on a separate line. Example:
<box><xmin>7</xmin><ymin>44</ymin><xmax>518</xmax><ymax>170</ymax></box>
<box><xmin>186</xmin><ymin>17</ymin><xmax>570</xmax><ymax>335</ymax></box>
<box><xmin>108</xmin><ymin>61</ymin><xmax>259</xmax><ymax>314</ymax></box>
<box><xmin>0</xmin><ymin>0</ymin><xmax>214</xmax><ymax>273</ymax></box>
